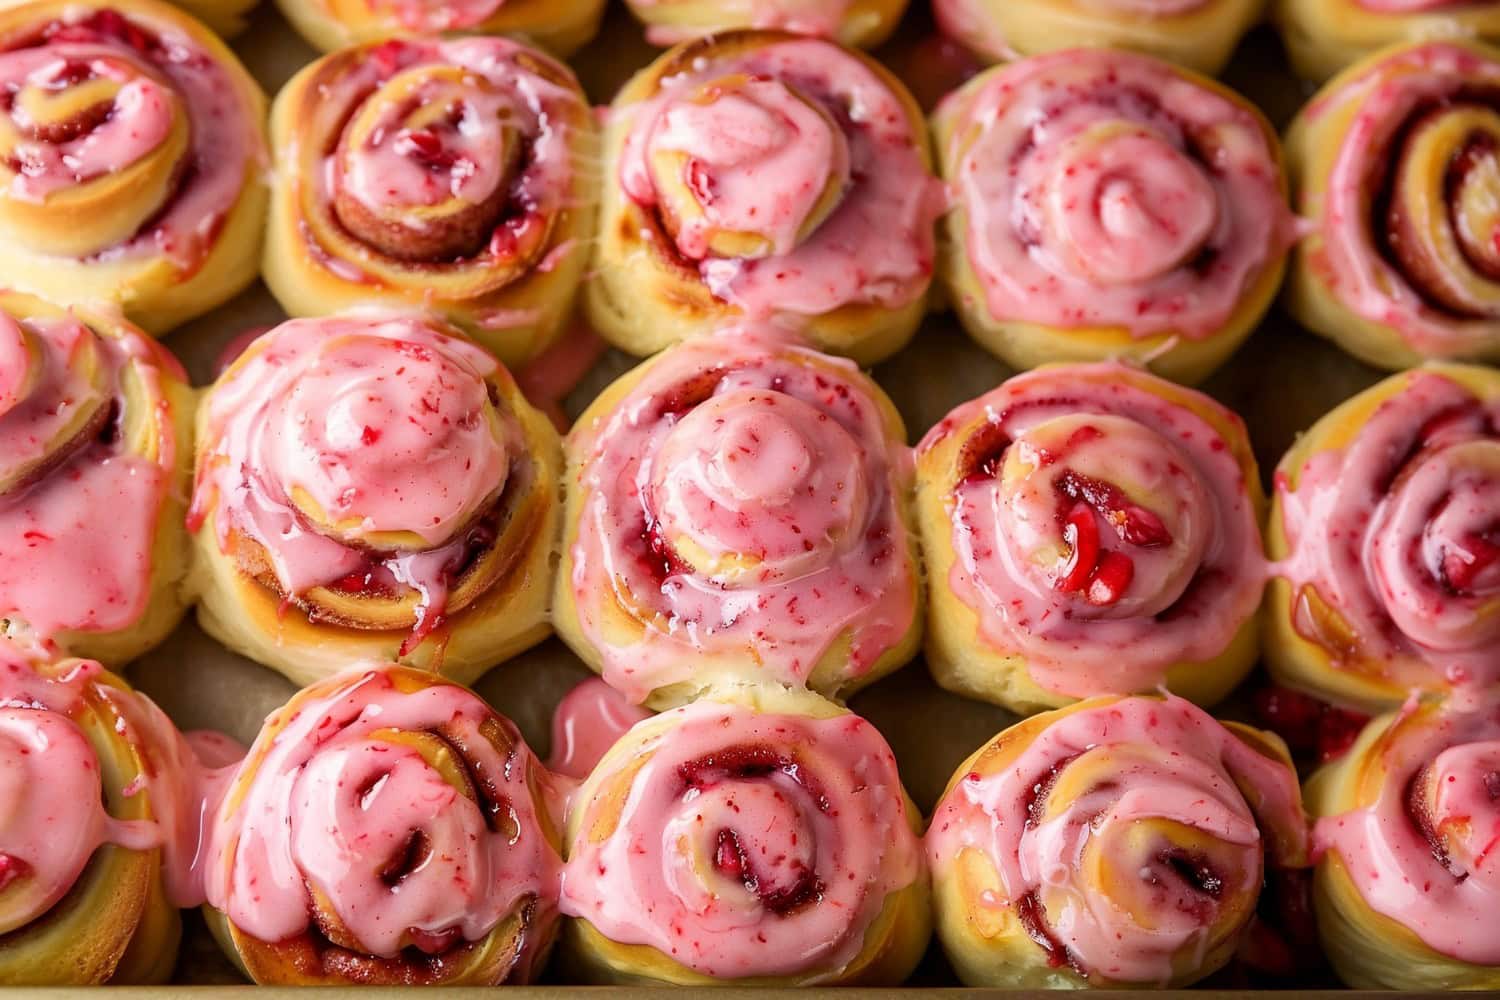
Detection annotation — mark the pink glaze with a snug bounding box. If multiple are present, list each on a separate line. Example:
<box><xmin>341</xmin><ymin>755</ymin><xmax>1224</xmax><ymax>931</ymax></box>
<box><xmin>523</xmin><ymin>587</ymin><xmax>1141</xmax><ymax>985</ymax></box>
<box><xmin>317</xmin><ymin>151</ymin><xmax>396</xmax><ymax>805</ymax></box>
<box><xmin>103</xmin><ymin>688</ymin><xmax>244</xmax><ymax>908</ymax></box>
<box><xmin>205</xmin><ymin>665</ymin><xmax>561</xmax><ymax>958</ymax></box>
<box><xmin>559</xmin><ymin>699</ymin><xmax>921</xmax><ymax>980</ymax></box>
<box><xmin>917</xmin><ymin>363</ymin><xmax>1264</xmax><ymax>698</ymax></box>
<box><xmin>546</xmin><ymin>677</ymin><xmax>651</xmax><ymax>780</ymax></box>
<box><xmin>1306</xmin><ymin>42</ymin><xmax>1500</xmax><ymax>357</ymax></box>
<box><xmin>0</xmin><ymin>312</ymin><xmax>178</xmax><ymax>640</ymax></box>
<box><xmin>935</xmin><ymin>49</ymin><xmax>1291</xmax><ymax>339</ymax></box>
<box><xmin>1315</xmin><ymin>697</ymin><xmax>1500</xmax><ymax>964</ymax></box>
<box><xmin>927</xmin><ymin>695</ymin><xmax>1305</xmax><ymax>984</ymax></box>
<box><xmin>647</xmin><ymin>77</ymin><xmax>850</xmax><ymax>259</ymax></box>
<box><xmin>0</xmin><ymin>660</ymin><xmax>155</xmax><ymax>934</ymax></box>
<box><xmin>567</xmin><ymin>328</ymin><xmax>918</xmax><ymax>702</ymax></box>
<box><xmin>360</xmin><ymin>0</ymin><xmax>506</xmax><ymax>31</ymax></box>
<box><xmin>617</xmin><ymin>37</ymin><xmax>943</xmax><ymax>320</ymax></box>
<box><xmin>1275</xmin><ymin>371</ymin><xmax>1500</xmax><ymax>690</ymax></box>
<box><xmin>0</xmin><ymin>8</ymin><xmax>261</xmax><ymax>269</ymax></box>
<box><xmin>191</xmin><ymin>313</ymin><xmax>522</xmax><ymax>638</ymax></box>
<box><xmin>0</xmin><ymin>51</ymin><xmax>170</xmax><ymax>201</ymax></box>
<box><xmin>629</xmin><ymin>0</ymin><xmax>855</xmax><ymax>46</ymax></box>
<box><xmin>339</xmin><ymin>74</ymin><xmax>512</xmax><ymax>215</ymax></box>
<box><xmin>302</xmin><ymin>37</ymin><xmax>583</xmax><ymax>272</ymax></box>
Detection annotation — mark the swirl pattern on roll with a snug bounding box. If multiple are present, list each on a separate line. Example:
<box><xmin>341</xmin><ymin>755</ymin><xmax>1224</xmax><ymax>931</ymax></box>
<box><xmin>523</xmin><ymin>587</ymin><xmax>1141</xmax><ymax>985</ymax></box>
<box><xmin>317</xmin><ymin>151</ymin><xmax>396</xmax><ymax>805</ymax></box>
<box><xmin>1309</xmin><ymin>695</ymin><xmax>1500</xmax><ymax>988</ymax></box>
<box><xmin>1267</xmin><ymin>365</ymin><xmax>1500</xmax><ymax>708</ymax></box>
<box><xmin>556</xmin><ymin>326</ymin><xmax>920</xmax><ymax>706</ymax></box>
<box><xmin>933</xmin><ymin>0</ymin><xmax>1263</xmax><ymax>75</ymax></box>
<box><xmin>188</xmin><ymin>312</ymin><xmax>560</xmax><ymax>686</ymax></box>
<box><xmin>0</xmin><ymin>640</ymin><xmax>208</xmax><ymax>984</ymax></box>
<box><xmin>0</xmin><ymin>0</ymin><xmax>266</xmax><ymax>333</ymax></box>
<box><xmin>931</xmin><ymin>49</ymin><xmax>1292</xmax><ymax>383</ymax></box>
<box><xmin>1285</xmin><ymin>41</ymin><xmax>1500</xmax><ymax>369</ymax></box>
<box><xmin>915</xmin><ymin>362</ymin><xmax>1265</xmax><ymax>713</ymax></box>
<box><xmin>558</xmin><ymin>688</ymin><xmax>928</xmax><ymax>984</ymax></box>
<box><xmin>586</xmin><ymin>30</ymin><xmax>943</xmax><ymax>364</ymax></box>
<box><xmin>204</xmin><ymin>664</ymin><xmax>562</xmax><ymax>985</ymax></box>
<box><xmin>0</xmin><ymin>291</ymin><xmax>192</xmax><ymax>664</ymax></box>
<box><xmin>927</xmin><ymin>694</ymin><xmax>1307</xmax><ymax>988</ymax></box>
<box><xmin>266</xmin><ymin>36</ymin><xmax>596</xmax><ymax>366</ymax></box>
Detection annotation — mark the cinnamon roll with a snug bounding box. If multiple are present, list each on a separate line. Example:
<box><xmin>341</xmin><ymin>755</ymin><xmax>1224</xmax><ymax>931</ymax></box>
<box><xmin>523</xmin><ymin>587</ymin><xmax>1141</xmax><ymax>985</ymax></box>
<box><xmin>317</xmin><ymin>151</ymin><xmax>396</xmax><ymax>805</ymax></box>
<box><xmin>204</xmin><ymin>663</ymin><xmax>563</xmax><ymax>985</ymax></box>
<box><xmin>0</xmin><ymin>641</ymin><xmax>190</xmax><ymax>984</ymax></box>
<box><xmin>1285</xmin><ymin>40</ymin><xmax>1500</xmax><ymax>369</ymax></box>
<box><xmin>933</xmin><ymin>0</ymin><xmax>1264</xmax><ymax>75</ymax></box>
<box><xmin>0</xmin><ymin>291</ymin><xmax>193</xmax><ymax>665</ymax></box>
<box><xmin>0</xmin><ymin>0</ymin><xmax>267</xmax><ymax>335</ymax></box>
<box><xmin>1265</xmin><ymin>364</ymin><xmax>1500</xmax><ymax>710</ymax></box>
<box><xmin>558</xmin><ymin>683</ymin><xmax>930</xmax><ymax>986</ymax></box>
<box><xmin>915</xmin><ymin>362</ymin><xmax>1266</xmax><ymax>716</ymax></box>
<box><xmin>623</xmin><ymin>0</ymin><xmax>907</xmax><ymax>48</ymax></box>
<box><xmin>274</xmin><ymin>0</ymin><xmax>605</xmax><ymax>56</ymax></box>
<box><xmin>264</xmin><ymin>36</ymin><xmax>597</xmax><ymax>368</ymax></box>
<box><xmin>1276</xmin><ymin>0</ymin><xmax>1500</xmax><ymax>80</ymax></box>
<box><xmin>585</xmin><ymin>30</ymin><xmax>944</xmax><ymax>366</ymax></box>
<box><xmin>554</xmin><ymin>326</ymin><xmax>922</xmax><ymax>708</ymax></box>
<box><xmin>188</xmin><ymin>312</ymin><xmax>562</xmax><ymax>688</ymax></box>
<box><xmin>928</xmin><ymin>694</ymin><xmax>1308</xmax><ymax>988</ymax></box>
<box><xmin>932</xmin><ymin>49</ymin><xmax>1293</xmax><ymax>384</ymax></box>
<box><xmin>1309</xmin><ymin>694</ymin><xmax>1500</xmax><ymax>988</ymax></box>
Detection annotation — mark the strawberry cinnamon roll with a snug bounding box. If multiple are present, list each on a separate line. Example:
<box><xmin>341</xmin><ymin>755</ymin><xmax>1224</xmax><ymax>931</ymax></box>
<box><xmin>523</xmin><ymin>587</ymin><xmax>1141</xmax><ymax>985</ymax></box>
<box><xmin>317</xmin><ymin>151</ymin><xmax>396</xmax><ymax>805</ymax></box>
<box><xmin>265</xmin><ymin>36</ymin><xmax>597</xmax><ymax>368</ymax></box>
<box><xmin>558</xmin><ymin>684</ymin><xmax>930</xmax><ymax>986</ymax></box>
<box><xmin>1309</xmin><ymin>694</ymin><xmax>1500</xmax><ymax>988</ymax></box>
<box><xmin>0</xmin><ymin>291</ymin><xmax>193</xmax><ymax>665</ymax></box>
<box><xmin>188</xmin><ymin>312</ymin><xmax>562</xmax><ymax>688</ymax></box>
<box><xmin>1286</xmin><ymin>40</ymin><xmax>1500</xmax><ymax>369</ymax></box>
<box><xmin>204</xmin><ymin>664</ymin><xmax>563</xmax><ymax>985</ymax></box>
<box><xmin>586</xmin><ymin>31</ymin><xmax>944</xmax><ymax>366</ymax></box>
<box><xmin>163</xmin><ymin>0</ymin><xmax>257</xmax><ymax>35</ymax></box>
<box><xmin>554</xmin><ymin>327</ymin><xmax>922</xmax><ymax>707</ymax></box>
<box><xmin>0</xmin><ymin>641</ymin><xmax>192</xmax><ymax>984</ymax></box>
<box><xmin>623</xmin><ymin>0</ymin><xmax>907</xmax><ymax>48</ymax></box>
<box><xmin>933</xmin><ymin>0</ymin><xmax>1263</xmax><ymax>75</ymax></box>
<box><xmin>0</xmin><ymin>0</ymin><xmax>266</xmax><ymax>335</ymax></box>
<box><xmin>1266</xmin><ymin>364</ymin><xmax>1500</xmax><ymax>710</ymax></box>
<box><xmin>932</xmin><ymin>49</ymin><xmax>1293</xmax><ymax>385</ymax></box>
<box><xmin>274</xmin><ymin>0</ymin><xmax>605</xmax><ymax>56</ymax></box>
<box><xmin>915</xmin><ymin>362</ymin><xmax>1266</xmax><ymax>715</ymax></box>
<box><xmin>928</xmin><ymin>694</ymin><xmax>1308</xmax><ymax>988</ymax></box>
<box><xmin>1276</xmin><ymin>0</ymin><xmax>1500</xmax><ymax>80</ymax></box>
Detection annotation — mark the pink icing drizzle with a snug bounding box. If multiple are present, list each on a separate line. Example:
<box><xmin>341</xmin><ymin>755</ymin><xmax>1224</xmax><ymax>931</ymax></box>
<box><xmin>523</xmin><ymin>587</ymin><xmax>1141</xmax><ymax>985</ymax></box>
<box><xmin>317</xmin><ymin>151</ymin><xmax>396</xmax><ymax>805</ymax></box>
<box><xmin>617</xmin><ymin>37</ymin><xmax>943</xmax><ymax>320</ymax></box>
<box><xmin>936</xmin><ymin>48</ymin><xmax>1291</xmax><ymax>339</ymax></box>
<box><xmin>1307</xmin><ymin>42</ymin><xmax>1500</xmax><ymax>357</ymax></box>
<box><xmin>567</xmin><ymin>328</ymin><xmax>918</xmax><ymax>702</ymax></box>
<box><xmin>0</xmin><ymin>311</ymin><xmax>177</xmax><ymax>640</ymax></box>
<box><xmin>1275</xmin><ymin>371</ymin><xmax>1500</xmax><ymax>690</ymax></box>
<box><xmin>205</xmin><ymin>665</ymin><xmax>561</xmax><ymax>958</ymax></box>
<box><xmin>546</xmin><ymin>677</ymin><xmax>651</xmax><ymax>781</ymax></box>
<box><xmin>304</xmin><ymin>37</ymin><xmax>583</xmax><ymax>275</ymax></box>
<box><xmin>1314</xmin><ymin>696</ymin><xmax>1500</xmax><ymax>964</ymax></box>
<box><xmin>0</xmin><ymin>654</ymin><xmax>159</xmax><ymax>934</ymax></box>
<box><xmin>0</xmin><ymin>8</ymin><xmax>261</xmax><ymax>270</ymax></box>
<box><xmin>190</xmin><ymin>313</ymin><xmax>522</xmax><ymax>639</ymax></box>
<box><xmin>559</xmin><ymin>698</ymin><xmax>921</xmax><ymax>980</ymax></box>
<box><xmin>917</xmin><ymin>363</ymin><xmax>1264</xmax><ymax>698</ymax></box>
<box><xmin>926</xmin><ymin>695</ymin><xmax>1305</xmax><ymax>984</ymax></box>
